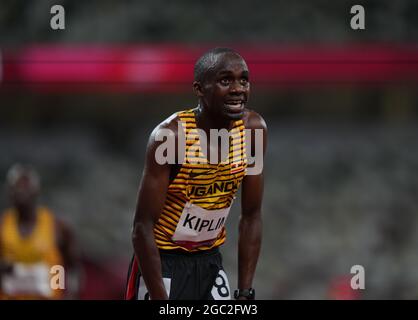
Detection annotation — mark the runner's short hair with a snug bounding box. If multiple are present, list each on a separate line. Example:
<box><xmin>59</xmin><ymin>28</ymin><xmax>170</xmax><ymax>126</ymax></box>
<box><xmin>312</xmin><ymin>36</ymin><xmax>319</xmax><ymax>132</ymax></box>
<box><xmin>194</xmin><ymin>47</ymin><xmax>243</xmax><ymax>83</ymax></box>
<box><xmin>6</xmin><ymin>164</ymin><xmax>40</xmax><ymax>189</ymax></box>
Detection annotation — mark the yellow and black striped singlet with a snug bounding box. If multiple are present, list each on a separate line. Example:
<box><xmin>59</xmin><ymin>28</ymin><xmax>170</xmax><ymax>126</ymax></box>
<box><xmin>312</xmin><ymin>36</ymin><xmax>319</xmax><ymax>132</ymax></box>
<box><xmin>154</xmin><ymin>109</ymin><xmax>247</xmax><ymax>252</ymax></box>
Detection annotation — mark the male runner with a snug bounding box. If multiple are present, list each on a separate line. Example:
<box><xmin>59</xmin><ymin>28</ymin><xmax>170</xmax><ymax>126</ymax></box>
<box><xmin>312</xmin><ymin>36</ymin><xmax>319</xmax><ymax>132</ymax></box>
<box><xmin>0</xmin><ymin>164</ymin><xmax>81</xmax><ymax>299</ymax></box>
<box><xmin>126</xmin><ymin>48</ymin><xmax>267</xmax><ymax>300</ymax></box>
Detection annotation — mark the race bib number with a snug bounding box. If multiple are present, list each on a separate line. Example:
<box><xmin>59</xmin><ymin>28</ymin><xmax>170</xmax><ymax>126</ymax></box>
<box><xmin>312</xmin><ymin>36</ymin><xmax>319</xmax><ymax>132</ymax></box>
<box><xmin>211</xmin><ymin>269</ymin><xmax>231</xmax><ymax>300</ymax></box>
<box><xmin>2</xmin><ymin>262</ymin><xmax>52</xmax><ymax>297</ymax></box>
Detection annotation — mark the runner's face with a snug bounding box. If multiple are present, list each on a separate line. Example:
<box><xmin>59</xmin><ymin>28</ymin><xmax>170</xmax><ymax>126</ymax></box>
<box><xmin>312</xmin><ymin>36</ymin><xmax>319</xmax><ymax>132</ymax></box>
<box><xmin>201</xmin><ymin>54</ymin><xmax>250</xmax><ymax>120</ymax></box>
<box><xmin>9</xmin><ymin>174</ymin><xmax>38</xmax><ymax>209</ymax></box>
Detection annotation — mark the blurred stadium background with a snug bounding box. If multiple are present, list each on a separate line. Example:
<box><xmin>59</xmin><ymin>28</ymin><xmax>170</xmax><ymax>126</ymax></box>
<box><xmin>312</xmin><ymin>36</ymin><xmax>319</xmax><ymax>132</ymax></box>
<box><xmin>1</xmin><ymin>0</ymin><xmax>418</xmax><ymax>299</ymax></box>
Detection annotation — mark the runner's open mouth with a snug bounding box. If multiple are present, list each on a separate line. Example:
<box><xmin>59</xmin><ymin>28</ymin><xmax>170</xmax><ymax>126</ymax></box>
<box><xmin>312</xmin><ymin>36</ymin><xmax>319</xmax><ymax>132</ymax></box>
<box><xmin>224</xmin><ymin>101</ymin><xmax>245</xmax><ymax>112</ymax></box>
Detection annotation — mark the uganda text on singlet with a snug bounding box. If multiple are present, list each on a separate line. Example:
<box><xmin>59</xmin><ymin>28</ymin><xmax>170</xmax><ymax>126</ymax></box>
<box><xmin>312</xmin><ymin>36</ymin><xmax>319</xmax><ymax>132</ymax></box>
<box><xmin>154</xmin><ymin>109</ymin><xmax>248</xmax><ymax>252</ymax></box>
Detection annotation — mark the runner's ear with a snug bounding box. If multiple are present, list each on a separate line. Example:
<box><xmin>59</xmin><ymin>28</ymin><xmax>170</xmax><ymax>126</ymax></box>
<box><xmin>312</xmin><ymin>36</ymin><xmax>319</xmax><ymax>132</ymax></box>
<box><xmin>193</xmin><ymin>81</ymin><xmax>204</xmax><ymax>97</ymax></box>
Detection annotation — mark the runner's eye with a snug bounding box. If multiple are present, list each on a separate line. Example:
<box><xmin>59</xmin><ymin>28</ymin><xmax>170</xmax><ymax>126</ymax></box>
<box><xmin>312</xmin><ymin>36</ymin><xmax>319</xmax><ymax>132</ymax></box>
<box><xmin>220</xmin><ymin>78</ymin><xmax>231</xmax><ymax>86</ymax></box>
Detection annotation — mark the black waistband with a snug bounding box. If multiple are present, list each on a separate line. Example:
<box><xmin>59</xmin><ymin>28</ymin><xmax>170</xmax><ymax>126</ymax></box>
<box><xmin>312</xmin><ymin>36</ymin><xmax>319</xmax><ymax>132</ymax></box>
<box><xmin>159</xmin><ymin>246</ymin><xmax>220</xmax><ymax>257</ymax></box>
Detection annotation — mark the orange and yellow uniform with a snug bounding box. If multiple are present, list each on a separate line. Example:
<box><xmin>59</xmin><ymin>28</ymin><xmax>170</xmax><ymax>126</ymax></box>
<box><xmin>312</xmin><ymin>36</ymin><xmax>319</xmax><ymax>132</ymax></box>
<box><xmin>154</xmin><ymin>109</ymin><xmax>247</xmax><ymax>252</ymax></box>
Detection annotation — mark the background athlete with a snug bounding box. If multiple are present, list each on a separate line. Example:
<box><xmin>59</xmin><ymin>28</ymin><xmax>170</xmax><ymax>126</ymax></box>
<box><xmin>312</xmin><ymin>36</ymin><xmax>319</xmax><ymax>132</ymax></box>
<box><xmin>0</xmin><ymin>164</ymin><xmax>81</xmax><ymax>299</ymax></box>
<box><xmin>126</xmin><ymin>48</ymin><xmax>267</xmax><ymax>300</ymax></box>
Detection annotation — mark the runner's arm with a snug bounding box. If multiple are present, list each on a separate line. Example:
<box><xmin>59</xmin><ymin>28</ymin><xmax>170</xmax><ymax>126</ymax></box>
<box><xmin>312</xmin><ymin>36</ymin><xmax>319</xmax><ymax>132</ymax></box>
<box><xmin>56</xmin><ymin>219</ymin><xmax>82</xmax><ymax>299</ymax></box>
<box><xmin>238</xmin><ymin>111</ymin><xmax>267</xmax><ymax>296</ymax></box>
<box><xmin>132</xmin><ymin>121</ymin><xmax>176</xmax><ymax>300</ymax></box>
